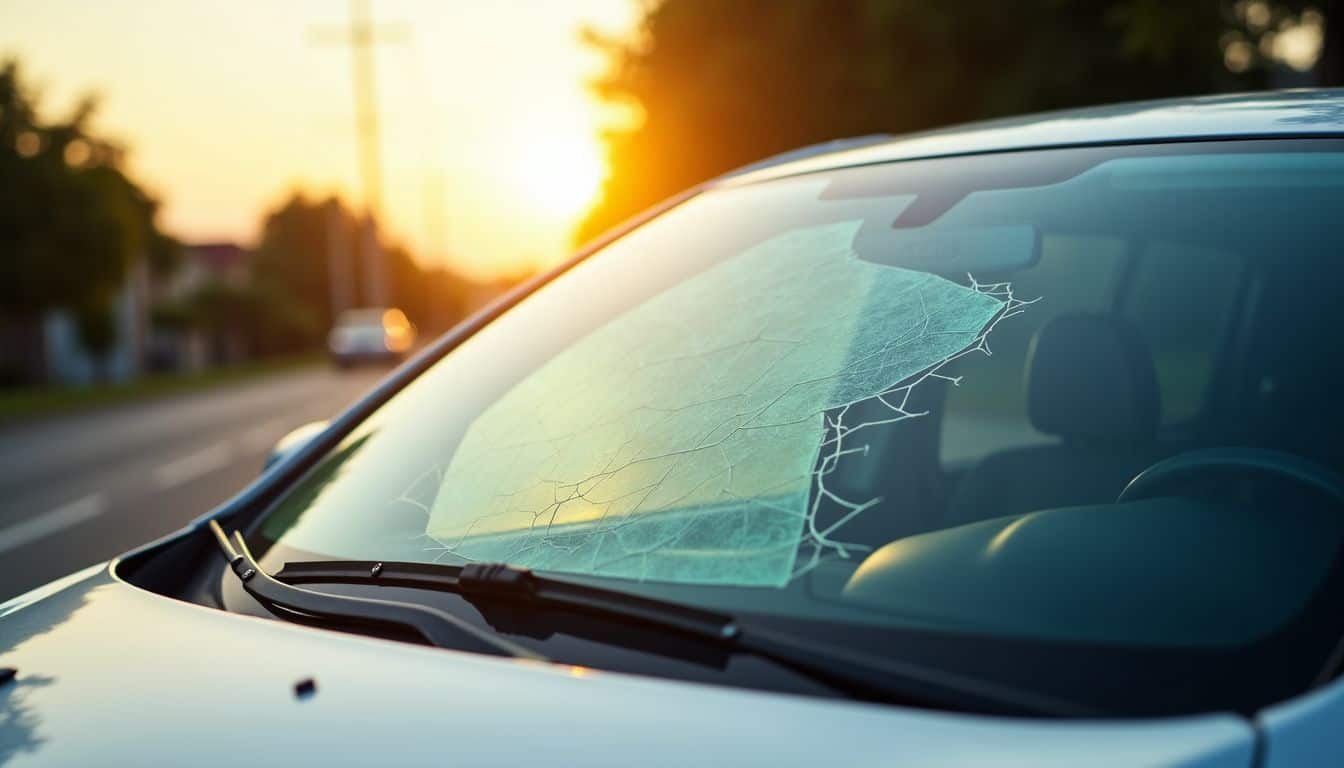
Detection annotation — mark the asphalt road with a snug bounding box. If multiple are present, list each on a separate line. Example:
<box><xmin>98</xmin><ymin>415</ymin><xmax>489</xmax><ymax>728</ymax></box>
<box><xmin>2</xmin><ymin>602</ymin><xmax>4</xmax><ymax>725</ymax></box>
<box><xmin>0</xmin><ymin>365</ymin><xmax>386</xmax><ymax>602</ymax></box>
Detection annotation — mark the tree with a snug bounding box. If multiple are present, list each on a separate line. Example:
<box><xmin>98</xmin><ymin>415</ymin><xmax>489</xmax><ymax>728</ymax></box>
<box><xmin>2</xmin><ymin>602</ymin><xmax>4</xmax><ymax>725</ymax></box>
<box><xmin>248</xmin><ymin>192</ymin><xmax>491</xmax><ymax>354</ymax></box>
<box><xmin>0</xmin><ymin>60</ymin><xmax>176</xmax><ymax>383</ymax></box>
<box><xmin>73</xmin><ymin>301</ymin><xmax>117</xmax><ymax>381</ymax></box>
<box><xmin>576</xmin><ymin>0</ymin><xmax>1340</xmax><ymax>245</ymax></box>
<box><xmin>249</xmin><ymin>193</ymin><xmax>349</xmax><ymax>350</ymax></box>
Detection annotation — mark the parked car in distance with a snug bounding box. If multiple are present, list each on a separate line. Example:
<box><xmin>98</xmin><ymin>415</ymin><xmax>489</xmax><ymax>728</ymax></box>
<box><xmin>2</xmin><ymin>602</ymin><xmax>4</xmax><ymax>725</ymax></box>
<box><xmin>327</xmin><ymin>307</ymin><xmax>416</xmax><ymax>367</ymax></box>
<box><xmin>4</xmin><ymin>90</ymin><xmax>1344</xmax><ymax>766</ymax></box>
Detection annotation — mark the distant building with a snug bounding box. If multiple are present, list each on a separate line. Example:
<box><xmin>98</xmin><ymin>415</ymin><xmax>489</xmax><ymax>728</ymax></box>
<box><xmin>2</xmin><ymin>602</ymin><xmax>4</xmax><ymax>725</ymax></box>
<box><xmin>0</xmin><ymin>243</ymin><xmax>256</xmax><ymax>389</ymax></box>
<box><xmin>147</xmin><ymin>242</ymin><xmax>254</xmax><ymax>373</ymax></box>
<box><xmin>40</xmin><ymin>259</ymin><xmax>151</xmax><ymax>386</ymax></box>
<box><xmin>157</xmin><ymin>242</ymin><xmax>251</xmax><ymax>300</ymax></box>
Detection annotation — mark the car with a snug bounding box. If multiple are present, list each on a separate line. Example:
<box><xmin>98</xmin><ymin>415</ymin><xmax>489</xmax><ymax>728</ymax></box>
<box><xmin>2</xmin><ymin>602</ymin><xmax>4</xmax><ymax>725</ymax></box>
<box><xmin>327</xmin><ymin>306</ymin><xmax>416</xmax><ymax>367</ymax></box>
<box><xmin>5</xmin><ymin>90</ymin><xmax>1344</xmax><ymax>766</ymax></box>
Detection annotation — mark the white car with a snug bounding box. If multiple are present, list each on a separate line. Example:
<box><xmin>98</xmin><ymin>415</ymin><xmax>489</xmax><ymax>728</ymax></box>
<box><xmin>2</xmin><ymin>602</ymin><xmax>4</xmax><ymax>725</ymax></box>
<box><xmin>327</xmin><ymin>307</ymin><xmax>415</xmax><ymax>367</ymax></box>
<box><xmin>4</xmin><ymin>90</ymin><xmax>1344</xmax><ymax>766</ymax></box>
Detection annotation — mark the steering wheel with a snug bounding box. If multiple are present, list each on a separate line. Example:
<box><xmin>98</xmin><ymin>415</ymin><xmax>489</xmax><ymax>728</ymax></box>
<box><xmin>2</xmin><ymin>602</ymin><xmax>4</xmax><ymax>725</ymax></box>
<box><xmin>1117</xmin><ymin>447</ymin><xmax>1344</xmax><ymax>505</ymax></box>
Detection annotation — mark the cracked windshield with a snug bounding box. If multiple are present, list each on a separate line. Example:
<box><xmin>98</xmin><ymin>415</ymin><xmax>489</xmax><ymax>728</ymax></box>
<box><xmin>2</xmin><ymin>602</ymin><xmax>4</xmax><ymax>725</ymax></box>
<box><xmin>259</xmin><ymin>141</ymin><xmax>1344</xmax><ymax>648</ymax></box>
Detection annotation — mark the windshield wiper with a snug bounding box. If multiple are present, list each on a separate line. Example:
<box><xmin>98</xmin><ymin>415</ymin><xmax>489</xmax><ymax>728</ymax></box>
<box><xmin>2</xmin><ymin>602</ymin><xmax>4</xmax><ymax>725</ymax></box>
<box><xmin>208</xmin><ymin>520</ymin><xmax>545</xmax><ymax>662</ymax></box>
<box><xmin>274</xmin><ymin>556</ymin><xmax>1094</xmax><ymax>717</ymax></box>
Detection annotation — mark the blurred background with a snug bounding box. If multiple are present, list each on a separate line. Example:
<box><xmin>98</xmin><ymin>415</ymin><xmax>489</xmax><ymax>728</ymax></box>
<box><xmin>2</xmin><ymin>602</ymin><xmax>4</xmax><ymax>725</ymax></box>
<box><xmin>0</xmin><ymin>0</ymin><xmax>1339</xmax><ymax>599</ymax></box>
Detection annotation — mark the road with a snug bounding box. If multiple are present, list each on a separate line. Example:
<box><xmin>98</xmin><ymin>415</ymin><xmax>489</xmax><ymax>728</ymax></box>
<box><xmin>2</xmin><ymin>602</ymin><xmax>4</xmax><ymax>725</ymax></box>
<box><xmin>0</xmin><ymin>366</ymin><xmax>386</xmax><ymax>602</ymax></box>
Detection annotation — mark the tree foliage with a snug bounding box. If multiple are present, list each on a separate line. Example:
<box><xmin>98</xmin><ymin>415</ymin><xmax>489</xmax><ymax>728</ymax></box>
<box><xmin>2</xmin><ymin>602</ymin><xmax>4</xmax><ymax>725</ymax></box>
<box><xmin>576</xmin><ymin>0</ymin><xmax>1342</xmax><ymax>244</ymax></box>
<box><xmin>245</xmin><ymin>193</ymin><xmax>486</xmax><ymax>355</ymax></box>
<box><xmin>249</xmin><ymin>194</ymin><xmax>346</xmax><ymax>345</ymax></box>
<box><xmin>0</xmin><ymin>60</ymin><xmax>177</xmax><ymax>318</ymax></box>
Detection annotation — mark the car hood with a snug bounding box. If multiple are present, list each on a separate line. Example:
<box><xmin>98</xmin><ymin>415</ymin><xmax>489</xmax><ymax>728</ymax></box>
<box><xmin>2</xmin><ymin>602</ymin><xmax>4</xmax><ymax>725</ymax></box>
<box><xmin>0</xmin><ymin>564</ymin><xmax>1255</xmax><ymax>767</ymax></box>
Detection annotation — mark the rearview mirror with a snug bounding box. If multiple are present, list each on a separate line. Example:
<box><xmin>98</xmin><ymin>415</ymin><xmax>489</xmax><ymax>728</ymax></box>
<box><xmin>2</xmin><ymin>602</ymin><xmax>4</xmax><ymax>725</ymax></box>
<box><xmin>854</xmin><ymin>223</ymin><xmax>1040</xmax><ymax>276</ymax></box>
<box><xmin>264</xmin><ymin>420</ymin><xmax>329</xmax><ymax>472</ymax></box>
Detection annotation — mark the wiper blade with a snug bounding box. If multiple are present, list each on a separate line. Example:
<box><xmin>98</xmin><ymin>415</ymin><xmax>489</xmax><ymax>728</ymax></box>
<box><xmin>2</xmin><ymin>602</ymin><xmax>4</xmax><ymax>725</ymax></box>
<box><xmin>277</xmin><ymin>558</ymin><xmax>1094</xmax><ymax>717</ymax></box>
<box><xmin>208</xmin><ymin>520</ymin><xmax>545</xmax><ymax>662</ymax></box>
<box><xmin>281</xmin><ymin>559</ymin><xmax>736</xmax><ymax>640</ymax></box>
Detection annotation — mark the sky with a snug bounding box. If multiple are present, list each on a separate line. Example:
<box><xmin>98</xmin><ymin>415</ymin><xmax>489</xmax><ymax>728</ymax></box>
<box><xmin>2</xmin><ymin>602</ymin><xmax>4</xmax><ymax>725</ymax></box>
<box><xmin>0</xmin><ymin>0</ymin><xmax>639</xmax><ymax>280</ymax></box>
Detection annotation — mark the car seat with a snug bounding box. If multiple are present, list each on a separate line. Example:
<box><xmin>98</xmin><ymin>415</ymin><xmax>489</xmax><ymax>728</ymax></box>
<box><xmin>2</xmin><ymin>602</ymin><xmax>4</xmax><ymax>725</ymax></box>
<box><xmin>946</xmin><ymin>313</ymin><xmax>1164</xmax><ymax>526</ymax></box>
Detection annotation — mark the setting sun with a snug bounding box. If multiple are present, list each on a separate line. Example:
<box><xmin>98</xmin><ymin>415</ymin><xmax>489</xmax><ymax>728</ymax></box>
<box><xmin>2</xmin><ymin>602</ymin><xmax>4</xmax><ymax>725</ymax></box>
<box><xmin>515</xmin><ymin>134</ymin><xmax>606</xmax><ymax>218</ymax></box>
<box><xmin>0</xmin><ymin>0</ymin><xmax>637</xmax><ymax>280</ymax></box>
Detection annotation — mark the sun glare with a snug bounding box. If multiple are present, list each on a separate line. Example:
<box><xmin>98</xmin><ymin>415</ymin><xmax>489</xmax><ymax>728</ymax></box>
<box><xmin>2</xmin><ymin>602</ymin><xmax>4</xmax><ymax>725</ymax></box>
<box><xmin>516</xmin><ymin>135</ymin><xmax>606</xmax><ymax>218</ymax></box>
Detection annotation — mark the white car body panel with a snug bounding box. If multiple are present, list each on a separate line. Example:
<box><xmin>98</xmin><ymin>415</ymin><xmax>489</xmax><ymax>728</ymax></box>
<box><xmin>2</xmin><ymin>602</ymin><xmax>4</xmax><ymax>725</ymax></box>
<box><xmin>726</xmin><ymin>90</ymin><xmax>1344</xmax><ymax>186</ymax></box>
<box><xmin>1257</xmin><ymin>679</ymin><xmax>1344</xmax><ymax>767</ymax></box>
<box><xmin>0</xmin><ymin>565</ymin><xmax>1256</xmax><ymax>767</ymax></box>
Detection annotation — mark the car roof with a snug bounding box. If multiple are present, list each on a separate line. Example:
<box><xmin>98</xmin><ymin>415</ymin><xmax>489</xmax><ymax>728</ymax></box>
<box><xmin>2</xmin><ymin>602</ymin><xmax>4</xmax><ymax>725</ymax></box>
<box><xmin>718</xmin><ymin>89</ymin><xmax>1344</xmax><ymax>186</ymax></box>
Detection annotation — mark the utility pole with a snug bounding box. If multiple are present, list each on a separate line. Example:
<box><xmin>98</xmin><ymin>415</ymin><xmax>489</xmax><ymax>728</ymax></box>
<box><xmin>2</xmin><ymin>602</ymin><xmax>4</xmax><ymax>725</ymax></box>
<box><xmin>324</xmin><ymin>199</ymin><xmax>354</xmax><ymax>317</ymax></box>
<box><xmin>311</xmin><ymin>0</ymin><xmax>408</xmax><ymax>308</ymax></box>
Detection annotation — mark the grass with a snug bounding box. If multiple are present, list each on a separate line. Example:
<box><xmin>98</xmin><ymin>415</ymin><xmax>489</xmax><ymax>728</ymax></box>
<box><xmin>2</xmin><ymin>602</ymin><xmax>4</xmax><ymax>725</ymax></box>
<box><xmin>0</xmin><ymin>353</ymin><xmax>323</xmax><ymax>427</ymax></box>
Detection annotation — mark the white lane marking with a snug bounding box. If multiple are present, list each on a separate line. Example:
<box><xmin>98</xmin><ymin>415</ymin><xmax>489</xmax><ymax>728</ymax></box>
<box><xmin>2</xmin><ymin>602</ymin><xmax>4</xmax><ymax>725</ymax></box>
<box><xmin>153</xmin><ymin>441</ymin><xmax>236</xmax><ymax>489</ymax></box>
<box><xmin>0</xmin><ymin>493</ymin><xmax>105</xmax><ymax>554</ymax></box>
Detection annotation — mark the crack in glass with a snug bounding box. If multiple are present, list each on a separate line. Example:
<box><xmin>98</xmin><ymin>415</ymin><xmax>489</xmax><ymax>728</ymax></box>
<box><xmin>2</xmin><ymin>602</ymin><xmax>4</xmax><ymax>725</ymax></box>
<box><xmin>420</xmin><ymin>221</ymin><xmax>1035</xmax><ymax>587</ymax></box>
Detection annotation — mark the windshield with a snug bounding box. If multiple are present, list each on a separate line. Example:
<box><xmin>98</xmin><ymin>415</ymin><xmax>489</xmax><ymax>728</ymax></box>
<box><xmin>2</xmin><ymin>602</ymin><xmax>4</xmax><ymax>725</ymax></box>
<box><xmin>252</xmin><ymin>139</ymin><xmax>1344</xmax><ymax>715</ymax></box>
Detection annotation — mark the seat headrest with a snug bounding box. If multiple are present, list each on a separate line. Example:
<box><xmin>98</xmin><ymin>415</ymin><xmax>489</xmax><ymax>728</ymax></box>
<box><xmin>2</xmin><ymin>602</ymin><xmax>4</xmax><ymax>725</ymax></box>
<box><xmin>1026</xmin><ymin>313</ymin><xmax>1160</xmax><ymax>441</ymax></box>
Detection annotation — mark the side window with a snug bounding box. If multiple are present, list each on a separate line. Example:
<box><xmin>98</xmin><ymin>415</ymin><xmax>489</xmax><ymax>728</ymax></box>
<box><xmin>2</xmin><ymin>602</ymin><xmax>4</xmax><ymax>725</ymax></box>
<box><xmin>1120</xmin><ymin>242</ymin><xmax>1245</xmax><ymax>425</ymax></box>
<box><xmin>939</xmin><ymin>235</ymin><xmax>1125</xmax><ymax>466</ymax></box>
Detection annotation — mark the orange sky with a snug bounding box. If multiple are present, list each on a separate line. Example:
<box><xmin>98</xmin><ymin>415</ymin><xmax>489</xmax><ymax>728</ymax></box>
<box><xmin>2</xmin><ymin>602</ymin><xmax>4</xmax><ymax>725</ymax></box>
<box><xmin>0</xmin><ymin>0</ymin><xmax>638</xmax><ymax>280</ymax></box>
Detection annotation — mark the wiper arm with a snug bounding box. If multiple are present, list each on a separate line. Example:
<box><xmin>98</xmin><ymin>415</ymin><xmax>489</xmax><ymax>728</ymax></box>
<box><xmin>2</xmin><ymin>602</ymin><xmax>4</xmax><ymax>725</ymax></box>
<box><xmin>208</xmin><ymin>520</ymin><xmax>545</xmax><ymax>662</ymax></box>
<box><xmin>277</xmin><ymin>558</ymin><xmax>1094</xmax><ymax>717</ymax></box>
<box><xmin>282</xmin><ymin>559</ymin><xmax>736</xmax><ymax>640</ymax></box>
